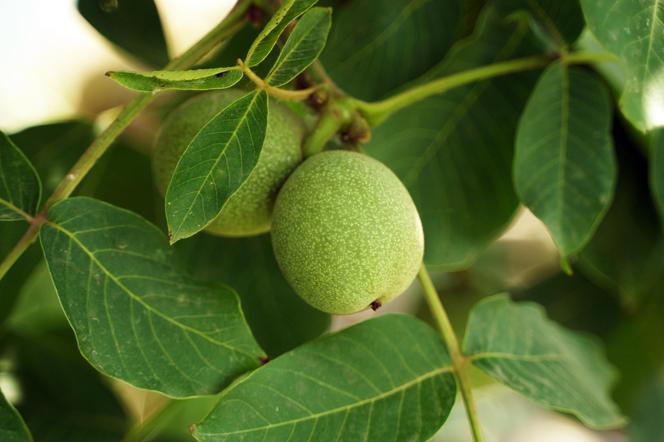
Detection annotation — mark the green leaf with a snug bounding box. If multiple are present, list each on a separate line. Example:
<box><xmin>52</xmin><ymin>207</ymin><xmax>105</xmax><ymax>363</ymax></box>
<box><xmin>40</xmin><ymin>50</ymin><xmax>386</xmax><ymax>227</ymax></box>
<box><xmin>366</xmin><ymin>8</ymin><xmax>540</xmax><ymax>269</ymax></box>
<box><xmin>631</xmin><ymin>369</ymin><xmax>664</xmax><ymax>442</ymax></box>
<box><xmin>0</xmin><ymin>131</ymin><xmax>41</xmax><ymax>221</ymax></box>
<box><xmin>78</xmin><ymin>139</ymin><xmax>158</xmax><ymax>223</ymax></box>
<box><xmin>6</xmin><ymin>261</ymin><xmax>66</xmax><ymax>335</ymax></box>
<box><xmin>321</xmin><ymin>0</ymin><xmax>463</xmax><ymax>100</ymax></box>
<box><xmin>0</xmin><ymin>390</ymin><xmax>31</xmax><ymax>442</ymax></box>
<box><xmin>77</xmin><ymin>0</ymin><xmax>168</xmax><ymax>67</ymax></box>
<box><xmin>166</xmin><ymin>90</ymin><xmax>269</xmax><ymax>243</ymax></box>
<box><xmin>578</xmin><ymin>136</ymin><xmax>664</xmax><ymax>308</ymax></box>
<box><xmin>194</xmin><ymin>315</ymin><xmax>456</xmax><ymax>441</ymax></box>
<box><xmin>175</xmin><ymin>234</ymin><xmax>330</xmax><ymax>357</ymax></box>
<box><xmin>266</xmin><ymin>7</ymin><xmax>332</xmax><ymax>87</ymax></box>
<box><xmin>0</xmin><ymin>223</ymin><xmax>43</xmax><ymax>326</ymax></box>
<box><xmin>514</xmin><ymin>62</ymin><xmax>616</xmax><ymax>258</ymax></box>
<box><xmin>464</xmin><ymin>294</ymin><xmax>626</xmax><ymax>429</ymax></box>
<box><xmin>107</xmin><ymin>67</ymin><xmax>243</xmax><ymax>92</ymax></box>
<box><xmin>0</xmin><ymin>122</ymin><xmax>94</xmax><ymax>326</ymax></box>
<box><xmin>581</xmin><ymin>0</ymin><xmax>664</xmax><ymax>131</ymax></box>
<box><xmin>39</xmin><ymin>197</ymin><xmax>264</xmax><ymax>398</ymax></box>
<box><xmin>7</xmin><ymin>331</ymin><xmax>127</xmax><ymax>441</ymax></box>
<box><xmin>651</xmin><ymin>127</ymin><xmax>664</xmax><ymax>221</ymax></box>
<box><xmin>496</xmin><ymin>0</ymin><xmax>584</xmax><ymax>48</ymax></box>
<box><xmin>10</xmin><ymin>121</ymin><xmax>95</xmax><ymax>196</ymax></box>
<box><xmin>245</xmin><ymin>0</ymin><xmax>318</xmax><ymax>67</ymax></box>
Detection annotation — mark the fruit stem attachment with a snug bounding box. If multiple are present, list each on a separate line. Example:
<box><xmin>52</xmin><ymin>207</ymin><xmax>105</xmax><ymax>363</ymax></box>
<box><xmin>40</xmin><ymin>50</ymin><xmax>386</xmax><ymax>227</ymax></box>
<box><xmin>0</xmin><ymin>0</ymin><xmax>253</xmax><ymax>283</ymax></box>
<box><xmin>237</xmin><ymin>59</ymin><xmax>319</xmax><ymax>101</ymax></box>
<box><xmin>417</xmin><ymin>265</ymin><xmax>484</xmax><ymax>442</ymax></box>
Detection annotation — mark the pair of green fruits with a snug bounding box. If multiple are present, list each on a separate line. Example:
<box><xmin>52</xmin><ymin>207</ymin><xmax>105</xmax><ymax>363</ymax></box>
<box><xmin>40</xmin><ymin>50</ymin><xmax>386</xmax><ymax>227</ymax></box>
<box><xmin>154</xmin><ymin>90</ymin><xmax>424</xmax><ymax>314</ymax></box>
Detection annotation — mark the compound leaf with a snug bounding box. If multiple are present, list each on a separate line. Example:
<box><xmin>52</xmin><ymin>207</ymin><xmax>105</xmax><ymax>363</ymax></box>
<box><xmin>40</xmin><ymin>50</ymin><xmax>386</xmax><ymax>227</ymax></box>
<box><xmin>40</xmin><ymin>197</ymin><xmax>264</xmax><ymax>398</ymax></box>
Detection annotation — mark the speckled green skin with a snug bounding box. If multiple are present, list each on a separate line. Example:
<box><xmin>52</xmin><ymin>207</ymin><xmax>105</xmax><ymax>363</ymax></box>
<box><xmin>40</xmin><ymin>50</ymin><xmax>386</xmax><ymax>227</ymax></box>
<box><xmin>153</xmin><ymin>90</ymin><xmax>305</xmax><ymax>237</ymax></box>
<box><xmin>271</xmin><ymin>151</ymin><xmax>424</xmax><ymax>314</ymax></box>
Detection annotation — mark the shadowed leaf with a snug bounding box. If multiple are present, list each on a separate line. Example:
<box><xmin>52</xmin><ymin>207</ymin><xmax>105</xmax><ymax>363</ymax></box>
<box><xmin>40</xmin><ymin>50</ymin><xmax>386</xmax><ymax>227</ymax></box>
<box><xmin>366</xmin><ymin>8</ymin><xmax>540</xmax><ymax>269</ymax></box>
<box><xmin>77</xmin><ymin>0</ymin><xmax>168</xmax><ymax>67</ymax></box>
<box><xmin>496</xmin><ymin>0</ymin><xmax>584</xmax><ymax>48</ymax></box>
<box><xmin>0</xmin><ymin>390</ymin><xmax>31</xmax><ymax>442</ymax></box>
<box><xmin>0</xmin><ymin>132</ymin><xmax>41</xmax><ymax>221</ymax></box>
<box><xmin>321</xmin><ymin>0</ymin><xmax>463</xmax><ymax>100</ymax></box>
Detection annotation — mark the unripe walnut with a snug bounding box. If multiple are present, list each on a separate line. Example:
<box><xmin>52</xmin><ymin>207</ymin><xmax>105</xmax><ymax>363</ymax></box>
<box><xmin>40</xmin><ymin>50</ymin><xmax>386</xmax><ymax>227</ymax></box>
<box><xmin>153</xmin><ymin>89</ymin><xmax>305</xmax><ymax>237</ymax></box>
<box><xmin>271</xmin><ymin>150</ymin><xmax>424</xmax><ymax>314</ymax></box>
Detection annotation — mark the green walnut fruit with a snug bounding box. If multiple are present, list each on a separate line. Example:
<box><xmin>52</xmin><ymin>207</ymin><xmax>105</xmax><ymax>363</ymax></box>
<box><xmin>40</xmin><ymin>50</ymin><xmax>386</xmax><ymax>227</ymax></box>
<box><xmin>271</xmin><ymin>150</ymin><xmax>424</xmax><ymax>314</ymax></box>
<box><xmin>153</xmin><ymin>89</ymin><xmax>305</xmax><ymax>237</ymax></box>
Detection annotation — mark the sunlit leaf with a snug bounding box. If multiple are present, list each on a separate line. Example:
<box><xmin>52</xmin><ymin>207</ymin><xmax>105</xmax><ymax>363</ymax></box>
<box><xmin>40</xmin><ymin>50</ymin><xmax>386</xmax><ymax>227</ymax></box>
<box><xmin>165</xmin><ymin>90</ymin><xmax>269</xmax><ymax>242</ymax></box>
<box><xmin>0</xmin><ymin>131</ymin><xmax>41</xmax><ymax>221</ymax></box>
<box><xmin>366</xmin><ymin>8</ymin><xmax>540</xmax><ymax>269</ymax></box>
<box><xmin>581</xmin><ymin>0</ymin><xmax>664</xmax><ymax>131</ymax></box>
<box><xmin>514</xmin><ymin>62</ymin><xmax>616</xmax><ymax>258</ymax></box>
<box><xmin>464</xmin><ymin>294</ymin><xmax>626</xmax><ymax>429</ymax></box>
<box><xmin>195</xmin><ymin>315</ymin><xmax>456</xmax><ymax>441</ymax></box>
<box><xmin>245</xmin><ymin>0</ymin><xmax>318</xmax><ymax>67</ymax></box>
<box><xmin>107</xmin><ymin>67</ymin><xmax>243</xmax><ymax>92</ymax></box>
<box><xmin>0</xmin><ymin>389</ymin><xmax>31</xmax><ymax>442</ymax></box>
<box><xmin>40</xmin><ymin>197</ymin><xmax>265</xmax><ymax>397</ymax></box>
<box><xmin>77</xmin><ymin>0</ymin><xmax>168</xmax><ymax>67</ymax></box>
<box><xmin>321</xmin><ymin>0</ymin><xmax>463</xmax><ymax>100</ymax></box>
<box><xmin>266</xmin><ymin>7</ymin><xmax>332</xmax><ymax>87</ymax></box>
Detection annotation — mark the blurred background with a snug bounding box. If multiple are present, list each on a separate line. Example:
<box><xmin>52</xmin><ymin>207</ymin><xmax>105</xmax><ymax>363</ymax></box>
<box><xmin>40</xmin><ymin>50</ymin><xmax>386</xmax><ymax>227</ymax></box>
<box><xmin>0</xmin><ymin>1</ymin><xmax>661</xmax><ymax>441</ymax></box>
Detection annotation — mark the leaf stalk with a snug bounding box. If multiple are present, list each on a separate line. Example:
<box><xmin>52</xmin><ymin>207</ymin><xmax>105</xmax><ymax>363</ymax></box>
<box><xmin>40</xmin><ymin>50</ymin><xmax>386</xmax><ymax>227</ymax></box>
<box><xmin>417</xmin><ymin>265</ymin><xmax>484</xmax><ymax>442</ymax></box>
<box><xmin>237</xmin><ymin>59</ymin><xmax>319</xmax><ymax>101</ymax></box>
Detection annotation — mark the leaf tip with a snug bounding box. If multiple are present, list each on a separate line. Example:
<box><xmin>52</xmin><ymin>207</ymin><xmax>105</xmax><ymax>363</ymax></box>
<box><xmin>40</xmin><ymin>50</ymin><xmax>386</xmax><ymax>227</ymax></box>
<box><xmin>560</xmin><ymin>256</ymin><xmax>573</xmax><ymax>275</ymax></box>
